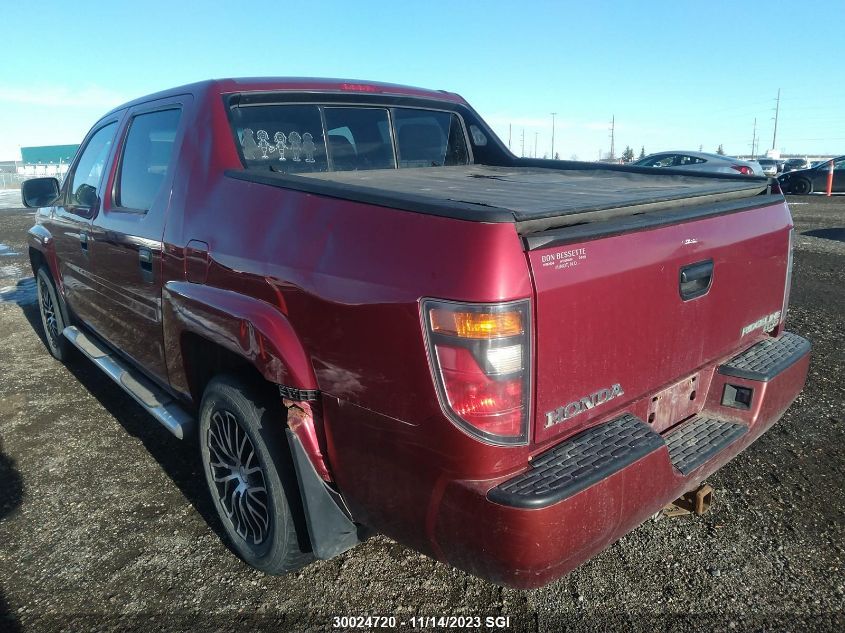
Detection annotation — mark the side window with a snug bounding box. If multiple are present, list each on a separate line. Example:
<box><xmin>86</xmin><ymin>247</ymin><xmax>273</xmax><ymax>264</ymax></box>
<box><xmin>68</xmin><ymin>122</ymin><xmax>117</xmax><ymax>208</ymax></box>
<box><xmin>646</xmin><ymin>155</ymin><xmax>672</xmax><ymax>168</ymax></box>
<box><xmin>678</xmin><ymin>155</ymin><xmax>706</xmax><ymax>166</ymax></box>
<box><xmin>394</xmin><ymin>108</ymin><xmax>469</xmax><ymax>168</ymax></box>
<box><xmin>469</xmin><ymin>125</ymin><xmax>487</xmax><ymax>146</ymax></box>
<box><xmin>117</xmin><ymin>109</ymin><xmax>182</xmax><ymax>211</ymax></box>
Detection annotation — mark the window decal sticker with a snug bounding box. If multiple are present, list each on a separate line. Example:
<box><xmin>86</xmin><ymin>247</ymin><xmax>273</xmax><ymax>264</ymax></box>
<box><xmin>241</xmin><ymin>128</ymin><xmax>259</xmax><ymax>160</ymax></box>
<box><xmin>273</xmin><ymin>132</ymin><xmax>287</xmax><ymax>161</ymax></box>
<box><xmin>302</xmin><ymin>133</ymin><xmax>316</xmax><ymax>163</ymax></box>
<box><xmin>288</xmin><ymin>132</ymin><xmax>302</xmax><ymax>162</ymax></box>
<box><xmin>256</xmin><ymin>130</ymin><xmax>274</xmax><ymax>158</ymax></box>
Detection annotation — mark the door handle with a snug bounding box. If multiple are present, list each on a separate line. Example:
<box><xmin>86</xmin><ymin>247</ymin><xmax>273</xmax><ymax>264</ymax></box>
<box><xmin>139</xmin><ymin>247</ymin><xmax>153</xmax><ymax>281</ymax></box>
<box><xmin>679</xmin><ymin>260</ymin><xmax>713</xmax><ymax>300</ymax></box>
<box><xmin>79</xmin><ymin>231</ymin><xmax>88</xmax><ymax>253</ymax></box>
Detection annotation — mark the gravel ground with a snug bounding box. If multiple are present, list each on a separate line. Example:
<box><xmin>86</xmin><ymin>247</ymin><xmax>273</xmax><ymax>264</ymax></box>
<box><xmin>0</xmin><ymin>193</ymin><xmax>843</xmax><ymax>632</ymax></box>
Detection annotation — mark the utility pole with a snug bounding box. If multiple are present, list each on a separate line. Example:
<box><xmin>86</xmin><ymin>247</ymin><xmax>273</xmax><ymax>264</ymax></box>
<box><xmin>751</xmin><ymin>117</ymin><xmax>758</xmax><ymax>158</ymax></box>
<box><xmin>551</xmin><ymin>113</ymin><xmax>557</xmax><ymax>159</ymax></box>
<box><xmin>609</xmin><ymin>115</ymin><xmax>616</xmax><ymax>159</ymax></box>
<box><xmin>534</xmin><ymin>132</ymin><xmax>538</xmax><ymax>158</ymax></box>
<box><xmin>521</xmin><ymin>128</ymin><xmax>525</xmax><ymax>157</ymax></box>
<box><xmin>508</xmin><ymin>124</ymin><xmax>512</xmax><ymax>150</ymax></box>
<box><xmin>772</xmin><ymin>88</ymin><xmax>781</xmax><ymax>151</ymax></box>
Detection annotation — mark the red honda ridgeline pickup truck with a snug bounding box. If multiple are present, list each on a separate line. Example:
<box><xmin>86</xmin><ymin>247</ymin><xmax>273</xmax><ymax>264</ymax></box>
<box><xmin>22</xmin><ymin>78</ymin><xmax>809</xmax><ymax>588</ymax></box>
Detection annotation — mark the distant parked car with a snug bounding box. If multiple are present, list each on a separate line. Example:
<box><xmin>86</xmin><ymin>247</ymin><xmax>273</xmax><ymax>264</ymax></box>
<box><xmin>783</xmin><ymin>158</ymin><xmax>810</xmax><ymax>172</ymax></box>
<box><xmin>756</xmin><ymin>158</ymin><xmax>779</xmax><ymax>177</ymax></box>
<box><xmin>632</xmin><ymin>151</ymin><xmax>763</xmax><ymax>176</ymax></box>
<box><xmin>778</xmin><ymin>156</ymin><xmax>845</xmax><ymax>194</ymax></box>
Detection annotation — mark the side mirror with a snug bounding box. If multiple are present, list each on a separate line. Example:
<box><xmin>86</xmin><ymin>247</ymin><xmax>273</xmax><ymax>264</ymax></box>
<box><xmin>21</xmin><ymin>177</ymin><xmax>61</xmax><ymax>208</ymax></box>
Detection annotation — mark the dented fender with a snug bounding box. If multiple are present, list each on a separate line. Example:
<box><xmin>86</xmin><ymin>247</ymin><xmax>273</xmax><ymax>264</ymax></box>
<box><xmin>162</xmin><ymin>280</ymin><xmax>317</xmax><ymax>392</ymax></box>
<box><xmin>162</xmin><ymin>281</ymin><xmax>332</xmax><ymax>479</ymax></box>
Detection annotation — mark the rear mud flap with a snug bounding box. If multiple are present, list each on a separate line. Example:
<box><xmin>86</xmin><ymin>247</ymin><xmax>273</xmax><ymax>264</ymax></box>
<box><xmin>285</xmin><ymin>430</ymin><xmax>360</xmax><ymax>559</ymax></box>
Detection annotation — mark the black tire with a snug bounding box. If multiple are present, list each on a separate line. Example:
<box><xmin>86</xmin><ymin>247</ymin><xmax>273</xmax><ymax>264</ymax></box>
<box><xmin>199</xmin><ymin>374</ymin><xmax>313</xmax><ymax>574</ymax></box>
<box><xmin>35</xmin><ymin>266</ymin><xmax>72</xmax><ymax>361</ymax></box>
<box><xmin>791</xmin><ymin>178</ymin><xmax>812</xmax><ymax>195</ymax></box>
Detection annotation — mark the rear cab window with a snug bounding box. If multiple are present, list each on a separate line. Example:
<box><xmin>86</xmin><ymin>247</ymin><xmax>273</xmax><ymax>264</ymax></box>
<box><xmin>229</xmin><ymin>101</ymin><xmax>470</xmax><ymax>174</ymax></box>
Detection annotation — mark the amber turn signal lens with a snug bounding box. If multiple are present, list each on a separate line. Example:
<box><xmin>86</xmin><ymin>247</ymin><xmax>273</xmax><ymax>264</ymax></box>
<box><xmin>430</xmin><ymin>308</ymin><xmax>523</xmax><ymax>339</ymax></box>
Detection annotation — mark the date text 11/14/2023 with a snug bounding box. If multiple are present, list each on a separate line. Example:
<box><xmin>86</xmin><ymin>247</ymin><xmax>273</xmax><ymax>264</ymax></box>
<box><xmin>331</xmin><ymin>615</ymin><xmax>513</xmax><ymax>629</ymax></box>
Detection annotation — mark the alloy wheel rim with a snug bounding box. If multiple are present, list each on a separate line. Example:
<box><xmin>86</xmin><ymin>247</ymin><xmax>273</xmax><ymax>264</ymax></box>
<box><xmin>38</xmin><ymin>278</ymin><xmax>59</xmax><ymax>345</ymax></box>
<box><xmin>207</xmin><ymin>409</ymin><xmax>271</xmax><ymax>546</ymax></box>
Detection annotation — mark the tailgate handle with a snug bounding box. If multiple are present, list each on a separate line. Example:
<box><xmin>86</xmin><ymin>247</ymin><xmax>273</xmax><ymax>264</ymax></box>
<box><xmin>679</xmin><ymin>260</ymin><xmax>713</xmax><ymax>300</ymax></box>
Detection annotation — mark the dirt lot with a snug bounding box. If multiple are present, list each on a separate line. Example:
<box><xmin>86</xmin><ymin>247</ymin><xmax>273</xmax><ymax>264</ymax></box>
<box><xmin>0</xmin><ymin>194</ymin><xmax>843</xmax><ymax>632</ymax></box>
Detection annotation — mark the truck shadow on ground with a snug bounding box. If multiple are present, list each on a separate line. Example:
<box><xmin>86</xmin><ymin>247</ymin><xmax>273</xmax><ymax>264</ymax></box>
<box><xmin>0</xmin><ymin>436</ymin><xmax>24</xmax><ymax>633</ymax></box>
<box><xmin>802</xmin><ymin>227</ymin><xmax>845</xmax><ymax>242</ymax></box>
<box><xmin>19</xmin><ymin>304</ymin><xmax>231</xmax><ymax>551</ymax></box>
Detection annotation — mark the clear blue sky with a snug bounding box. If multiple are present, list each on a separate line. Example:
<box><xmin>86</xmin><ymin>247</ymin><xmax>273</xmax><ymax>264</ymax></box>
<box><xmin>2</xmin><ymin>0</ymin><xmax>843</xmax><ymax>161</ymax></box>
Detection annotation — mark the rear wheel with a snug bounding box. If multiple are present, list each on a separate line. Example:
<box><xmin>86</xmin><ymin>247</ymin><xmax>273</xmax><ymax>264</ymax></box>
<box><xmin>199</xmin><ymin>374</ymin><xmax>312</xmax><ymax>573</ymax></box>
<box><xmin>791</xmin><ymin>178</ymin><xmax>812</xmax><ymax>195</ymax></box>
<box><xmin>35</xmin><ymin>266</ymin><xmax>71</xmax><ymax>361</ymax></box>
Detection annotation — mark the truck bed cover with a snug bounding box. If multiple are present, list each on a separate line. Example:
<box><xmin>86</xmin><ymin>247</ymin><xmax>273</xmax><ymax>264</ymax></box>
<box><xmin>227</xmin><ymin>164</ymin><xmax>771</xmax><ymax>233</ymax></box>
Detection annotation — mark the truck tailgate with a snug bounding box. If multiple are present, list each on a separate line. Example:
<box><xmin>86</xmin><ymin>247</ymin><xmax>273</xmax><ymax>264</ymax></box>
<box><xmin>527</xmin><ymin>198</ymin><xmax>792</xmax><ymax>446</ymax></box>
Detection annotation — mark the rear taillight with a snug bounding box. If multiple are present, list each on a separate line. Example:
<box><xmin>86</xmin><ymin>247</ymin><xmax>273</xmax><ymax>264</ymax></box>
<box><xmin>731</xmin><ymin>165</ymin><xmax>752</xmax><ymax>175</ymax></box>
<box><xmin>422</xmin><ymin>299</ymin><xmax>531</xmax><ymax>445</ymax></box>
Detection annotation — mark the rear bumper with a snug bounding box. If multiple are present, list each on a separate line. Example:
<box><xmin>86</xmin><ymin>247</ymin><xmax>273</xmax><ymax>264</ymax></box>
<box><xmin>431</xmin><ymin>332</ymin><xmax>810</xmax><ymax>588</ymax></box>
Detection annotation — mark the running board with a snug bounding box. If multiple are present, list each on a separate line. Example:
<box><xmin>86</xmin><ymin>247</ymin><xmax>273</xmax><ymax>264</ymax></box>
<box><xmin>63</xmin><ymin>326</ymin><xmax>194</xmax><ymax>439</ymax></box>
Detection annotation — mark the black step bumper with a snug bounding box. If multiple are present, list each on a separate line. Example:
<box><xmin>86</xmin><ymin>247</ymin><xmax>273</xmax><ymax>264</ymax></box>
<box><xmin>488</xmin><ymin>332</ymin><xmax>810</xmax><ymax>510</ymax></box>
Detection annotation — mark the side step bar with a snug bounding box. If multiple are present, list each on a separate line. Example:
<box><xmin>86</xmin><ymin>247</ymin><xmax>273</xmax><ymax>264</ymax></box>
<box><xmin>63</xmin><ymin>326</ymin><xmax>194</xmax><ymax>439</ymax></box>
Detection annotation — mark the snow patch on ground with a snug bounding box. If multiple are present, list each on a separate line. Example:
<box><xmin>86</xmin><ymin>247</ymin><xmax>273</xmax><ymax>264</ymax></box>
<box><xmin>0</xmin><ymin>277</ymin><xmax>36</xmax><ymax>306</ymax></box>
<box><xmin>1</xmin><ymin>263</ymin><xmax>23</xmax><ymax>278</ymax></box>
<box><xmin>0</xmin><ymin>242</ymin><xmax>20</xmax><ymax>256</ymax></box>
<box><xmin>0</xmin><ymin>189</ymin><xmax>23</xmax><ymax>210</ymax></box>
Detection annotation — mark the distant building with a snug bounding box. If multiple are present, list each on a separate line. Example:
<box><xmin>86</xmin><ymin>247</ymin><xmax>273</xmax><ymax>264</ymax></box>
<box><xmin>18</xmin><ymin>144</ymin><xmax>79</xmax><ymax>177</ymax></box>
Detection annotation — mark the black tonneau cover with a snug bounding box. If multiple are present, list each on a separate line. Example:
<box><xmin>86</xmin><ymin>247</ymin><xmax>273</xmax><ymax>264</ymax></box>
<box><xmin>226</xmin><ymin>164</ymin><xmax>770</xmax><ymax>233</ymax></box>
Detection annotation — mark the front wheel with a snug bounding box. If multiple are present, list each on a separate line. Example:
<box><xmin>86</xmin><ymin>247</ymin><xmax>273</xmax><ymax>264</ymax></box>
<box><xmin>199</xmin><ymin>374</ymin><xmax>313</xmax><ymax>574</ymax></box>
<box><xmin>35</xmin><ymin>266</ymin><xmax>71</xmax><ymax>361</ymax></box>
<box><xmin>791</xmin><ymin>178</ymin><xmax>812</xmax><ymax>195</ymax></box>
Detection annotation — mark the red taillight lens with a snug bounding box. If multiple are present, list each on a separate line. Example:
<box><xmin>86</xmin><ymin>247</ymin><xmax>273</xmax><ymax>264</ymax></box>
<box><xmin>422</xmin><ymin>299</ymin><xmax>530</xmax><ymax>445</ymax></box>
<box><xmin>731</xmin><ymin>165</ymin><xmax>752</xmax><ymax>175</ymax></box>
<box><xmin>435</xmin><ymin>345</ymin><xmax>523</xmax><ymax>436</ymax></box>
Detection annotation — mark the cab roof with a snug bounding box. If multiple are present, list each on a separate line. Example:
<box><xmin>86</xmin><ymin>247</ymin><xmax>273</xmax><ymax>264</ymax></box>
<box><xmin>105</xmin><ymin>77</ymin><xmax>466</xmax><ymax>116</ymax></box>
